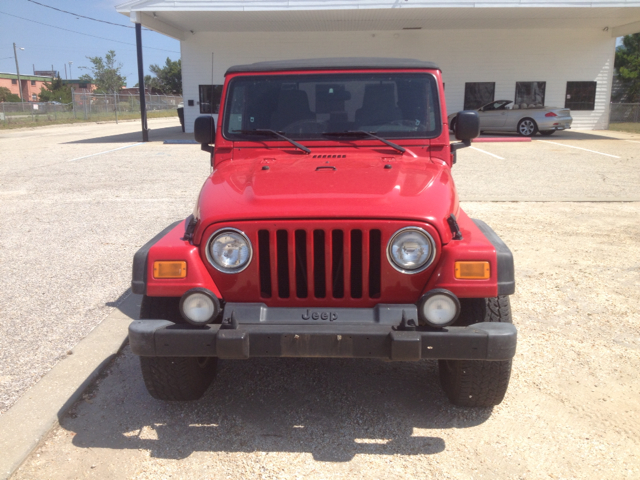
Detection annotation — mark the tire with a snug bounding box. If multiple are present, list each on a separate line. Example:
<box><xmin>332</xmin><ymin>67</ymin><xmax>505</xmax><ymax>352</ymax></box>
<box><xmin>438</xmin><ymin>296</ymin><xmax>513</xmax><ymax>407</ymax></box>
<box><xmin>450</xmin><ymin>117</ymin><xmax>457</xmax><ymax>134</ymax></box>
<box><xmin>539</xmin><ymin>130</ymin><xmax>555</xmax><ymax>136</ymax></box>
<box><xmin>138</xmin><ymin>296</ymin><xmax>217</xmax><ymax>401</ymax></box>
<box><xmin>517</xmin><ymin>118</ymin><xmax>538</xmax><ymax>136</ymax></box>
<box><xmin>140</xmin><ymin>356</ymin><xmax>217</xmax><ymax>401</ymax></box>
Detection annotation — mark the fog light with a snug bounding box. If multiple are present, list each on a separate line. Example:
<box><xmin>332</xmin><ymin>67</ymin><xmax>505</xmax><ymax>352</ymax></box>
<box><xmin>418</xmin><ymin>289</ymin><xmax>460</xmax><ymax>327</ymax></box>
<box><xmin>179</xmin><ymin>288</ymin><xmax>220</xmax><ymax>326</ymax></box>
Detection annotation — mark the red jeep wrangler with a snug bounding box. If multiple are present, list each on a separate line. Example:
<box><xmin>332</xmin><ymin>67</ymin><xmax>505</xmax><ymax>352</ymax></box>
<box><xmin>130</xmin><ymin>58</ymin><xmax>516</xmax><ymax>408</ymax></box>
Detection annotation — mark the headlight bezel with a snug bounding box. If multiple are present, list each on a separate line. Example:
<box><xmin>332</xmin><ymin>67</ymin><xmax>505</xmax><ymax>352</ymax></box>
<box><xmin>205</xmin><ymin>227</ymin><xmax>253</xmax><ymax>274</ymax></box>
<box><xmin>386</xmin><ymin>226</ymin><xmax>436</xmax><ymax>274</ymax></box>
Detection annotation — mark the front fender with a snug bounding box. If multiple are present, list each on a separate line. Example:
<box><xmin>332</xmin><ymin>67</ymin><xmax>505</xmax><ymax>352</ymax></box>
<box><xmin>132</xmin><ymin>219</ymin><xmax>222</xmax><ymax>298</ymax></box>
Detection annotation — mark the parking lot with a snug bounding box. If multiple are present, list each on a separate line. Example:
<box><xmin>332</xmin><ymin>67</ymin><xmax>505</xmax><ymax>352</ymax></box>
<box><xmin>1</xmin><ymin>119</ymin><xmax>639</xmax><ymax>479</ymax></box>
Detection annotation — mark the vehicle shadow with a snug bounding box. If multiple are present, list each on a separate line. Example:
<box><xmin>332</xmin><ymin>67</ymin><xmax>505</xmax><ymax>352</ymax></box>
<box><xmin>63</xmin><ymin>125</ymin><xmax>193</xmax><ymax>144</ymax></box>
<box><xmin>62</xmin><ymin>347</ymin><xmax>493</xmax><ymax>462</ymax></box>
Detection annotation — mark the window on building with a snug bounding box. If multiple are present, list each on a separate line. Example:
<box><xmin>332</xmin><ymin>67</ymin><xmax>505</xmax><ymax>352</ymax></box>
<box><xmin>565</xmin><ymin>81</ymin><xmax>596</xmax><ymax>110</ymax></box>
<box><xmin>199</xmin><ymin>85</ymin><xmax>223</xmax><ymax>114</ymax></box>
<box><xmin>464</xmin><ymin>82</ymin><xmax>495</xmax><ymax>110</ymax></box>
<box><xmin>12</xmin><ymin>79</ymin><xmax>17</xmax><ymax>85</ymax></box>
<box><xmin>31</xmin><ymin>80</ymin><xmax>36</xmax><ymax>86</ymax></box>
<box><xmin>78</xmin><ymin>83</ymin><xmax>87</xmax><ymax>89</ymax></box>
<box><xmin>515</xmin><ymin>82</ymin><xmax>546</xmax><ymax>108</ymax></box>
<box><xmin>32</xmin><ymin>94</ymin><xmax>37</xmax><ymax>101</ymax></box>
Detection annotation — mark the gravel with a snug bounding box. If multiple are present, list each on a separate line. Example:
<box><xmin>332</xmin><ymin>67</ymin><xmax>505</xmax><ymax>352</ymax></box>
<box><xmin>4</xmin><ymin>124</ymin><xmax>640</xmax><ymax>478</ymax></box>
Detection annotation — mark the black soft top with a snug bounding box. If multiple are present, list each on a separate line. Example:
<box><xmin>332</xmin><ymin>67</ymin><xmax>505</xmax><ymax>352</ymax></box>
<box><xmin>225</xmin><ymin>57</ymin><xmax>440</xmax><ymax>76</ymax></box>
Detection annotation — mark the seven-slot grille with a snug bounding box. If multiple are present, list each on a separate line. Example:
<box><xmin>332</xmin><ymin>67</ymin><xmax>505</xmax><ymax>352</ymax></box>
<box><xmin>257</xmin><ymin>227</ymin><xmax>382</xmax><ymax>300</ymax></box>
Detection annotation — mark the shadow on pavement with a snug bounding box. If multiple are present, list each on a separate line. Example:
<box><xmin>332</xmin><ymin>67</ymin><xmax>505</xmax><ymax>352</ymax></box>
<box><xmin>61</xmin><ymin>347</ymin><xmax>493</xmax><ymax>462</ymax></box>
<box><xmin>64</xmin><ymin>125</ymin><xmax>193</xmax><ymax>144</ymax></box>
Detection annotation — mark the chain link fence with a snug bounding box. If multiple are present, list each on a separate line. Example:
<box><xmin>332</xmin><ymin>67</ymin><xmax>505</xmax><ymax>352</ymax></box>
<box><xmin>1</xmin><ymin>92</ymin><xmax>182</xmax><ymax>127</ymax></box>
<box><xmin>609</xmin><ymin>103</ymin><xmax>640</xmax><ymax>124</ymax></box>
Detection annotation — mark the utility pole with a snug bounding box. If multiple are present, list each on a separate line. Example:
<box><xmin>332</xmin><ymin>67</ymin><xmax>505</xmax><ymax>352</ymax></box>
<box><xmin>69</xmin><ymin>61</ymin><xmax>73</xmax><ymax>80</ymax></box>
<box><xmin>13</xmin><ymin>43</ymin><xmax>24</xmax><ymax>102</ymax></box>
<box><xmin>64</xmin><ymin>64</ymin><xmax>68</xmax><ymax>79</ymax></box>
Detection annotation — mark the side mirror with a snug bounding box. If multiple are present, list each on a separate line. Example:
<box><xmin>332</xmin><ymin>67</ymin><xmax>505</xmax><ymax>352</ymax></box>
<box><xmin>194</xmin><ymin>115</ymin><xmax>215</xmax><ymax>153</ymax></box>
<box><xmin>455</xmin><ymin>110</ymin><xmax>480</xmax><ymax>144</ymax></box>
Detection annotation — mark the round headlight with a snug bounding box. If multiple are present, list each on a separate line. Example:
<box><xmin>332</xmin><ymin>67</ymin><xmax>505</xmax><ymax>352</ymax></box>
<box><xmin>179</xmin><ymin>288</ymin><xmax>221</xmax><ymax>326</ymax></box>
<box><xmin>418</xmin><ymin>289</ymin><xmax>460</xmax><ymax>327</ymax></box>
<box><xmin>206</xmin><ymin>228</ymin><xmax>252</xmax><ymax>273</ymax></box>
<box><xmin>387</xmin><ymin>227</ymin><xmax>435</xmax><ymax>274</ymax></box>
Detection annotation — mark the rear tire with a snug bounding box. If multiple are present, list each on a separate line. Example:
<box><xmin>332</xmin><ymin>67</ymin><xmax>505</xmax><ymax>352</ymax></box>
<box><xmin>138</xmin><ymin>296</ymin><xmax>217</xmax><ymax>401</ymax></box>
<box><xmin>450</xmin><ymin>117</ymin><xmax>457</xmax><ymax>134</ymax></box>
<box><xmin>438</xmin><ymin>296</ymin><xmax>513</xmax><ymax>407</ymax></box>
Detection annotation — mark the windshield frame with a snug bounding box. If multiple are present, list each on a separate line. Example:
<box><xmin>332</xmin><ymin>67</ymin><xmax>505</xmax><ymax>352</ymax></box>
<box><xmin>221</xmin><ymin>70</ymin><xmax>442</xmax><ymax>143</ymax></box>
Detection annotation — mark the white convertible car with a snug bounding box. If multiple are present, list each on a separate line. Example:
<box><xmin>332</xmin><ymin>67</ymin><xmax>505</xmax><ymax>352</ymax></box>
<box><xmin>448</xmin><ymin>100</ymin><xmax>573</xmax><ymax>136</ymax></box>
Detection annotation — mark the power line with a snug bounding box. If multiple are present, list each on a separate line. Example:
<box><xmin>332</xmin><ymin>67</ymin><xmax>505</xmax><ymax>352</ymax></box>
<box><xmin>26</xmin><ymin>0</ymin><xmax>152</xmax><ymax>31</ymax></box>
<box><xmin>0</xmin><ymin>11</ymin><xmax>180</xmax><ymax>54</ymax></box>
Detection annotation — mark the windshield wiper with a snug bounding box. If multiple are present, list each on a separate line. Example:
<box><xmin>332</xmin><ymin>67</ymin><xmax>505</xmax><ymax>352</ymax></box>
<box><xmin>322</xmin><ymin>131</ymin><xmax>405</xmax><ymax>154</ymax></box>
<box><xmin>234</xmin><ymin>129</ymin><xmax>311</xmax><ymax>154</ymax></box>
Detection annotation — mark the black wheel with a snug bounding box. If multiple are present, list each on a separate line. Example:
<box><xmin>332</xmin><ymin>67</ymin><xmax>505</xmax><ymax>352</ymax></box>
<box><xmin>517</xmin><ymin>118</ymin><xmax>538</xmax><ymax>137</ymax></box>
<box><xmin>438</xmin><ymin>296</ymin><xmax>513</xmax><ymax>407</ymax></box>
<box><xmin>140</xmin><ymin>356</ymin><xmax>217</xmax><ymax>401</ymax></box>
<box><xmin>450</xmin><ymin>117</ymin><xmax>457</xmax><ymax>134</ymax></box>
<box><xmin>138</xmin><ymin>295</ymin><xmax>217</xmax><ymax>401</ymax></box>
<box><xmin>539</xmin><ymin>130</ymin><xmax>555</xmax><ymax>136</ymax></box>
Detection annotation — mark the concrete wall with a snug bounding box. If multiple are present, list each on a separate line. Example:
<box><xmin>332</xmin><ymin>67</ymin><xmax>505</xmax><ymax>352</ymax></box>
<box><xmin>180</xmin><ymin>28</ymin><xmax>616</xmax><ymax>132</ymax></box>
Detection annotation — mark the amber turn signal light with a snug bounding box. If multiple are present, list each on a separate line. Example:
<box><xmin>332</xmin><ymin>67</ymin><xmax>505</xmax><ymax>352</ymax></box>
<box><xmin>153</xmin><ymin>261</ymin><xmax>187</xmax><ymax>279</ymax></box>
<box><xmin>455</xmin><ymin>261</ymin><xmax>490</xmax><ymax>280</ymax></box>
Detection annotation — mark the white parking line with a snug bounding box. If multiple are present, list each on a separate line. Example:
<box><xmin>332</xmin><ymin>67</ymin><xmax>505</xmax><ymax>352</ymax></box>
<box><xmin>538</xmin><ymin>140</ymin><xmax>620</xmax><ymax>159</ymax></box>
<box><xmin>68</xmin><ymin>143</ymin><xmax>144</xmax><ymax>162</ymax></box>
<box><xmin>624</xmin><ymin>140</ymin><xmax>640</xmax><ymax>144</ymax></box>
<box><xmin>469</xmin><ymin>146</ymin><xmax>505</xmax><ymax>160</ymax></box>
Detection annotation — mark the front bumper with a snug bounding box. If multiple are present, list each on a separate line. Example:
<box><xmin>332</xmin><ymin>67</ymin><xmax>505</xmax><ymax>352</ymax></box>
<box><xmin>129</xmin><ymin>303</ymin><xmax>517</xmax><ymax>361</ymax></box>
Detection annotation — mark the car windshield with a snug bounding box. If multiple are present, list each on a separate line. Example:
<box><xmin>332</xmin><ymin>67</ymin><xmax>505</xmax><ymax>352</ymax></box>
<box><xmin>223</xmin><ymin>73</ymin><xmax>441</xmax><ymax>140</ymax></box>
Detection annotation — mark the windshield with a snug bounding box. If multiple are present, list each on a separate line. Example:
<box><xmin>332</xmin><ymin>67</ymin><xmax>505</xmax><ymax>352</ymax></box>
<box><xmin>223</xmin><ymin>73</ymin><xmax>441</xmax><ymax>140</ymax></box>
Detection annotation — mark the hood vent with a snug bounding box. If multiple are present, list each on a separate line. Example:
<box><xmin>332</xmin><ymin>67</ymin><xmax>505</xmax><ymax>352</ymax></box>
<box><xmin>312</xmin><ymin>154</ymin><xmax>346</xmax><ymax>159</ymax></box>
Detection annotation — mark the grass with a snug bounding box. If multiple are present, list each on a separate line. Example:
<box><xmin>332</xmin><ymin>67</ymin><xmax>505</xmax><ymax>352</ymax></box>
<box><xmin>0</xmin><ymin>109</ymin><xmax>178</xmax><ymax>130</ymax></box>
<box><xmin>608</xmin><ymin>122</ymin><xmax>640</xmax><ymax>134</ymax></box>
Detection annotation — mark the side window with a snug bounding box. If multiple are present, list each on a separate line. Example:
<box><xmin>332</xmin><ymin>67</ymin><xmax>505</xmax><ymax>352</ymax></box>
<box><xmin>199</xmin><ymin>85</ymin><xmax>223</xmax><ymax>114</ymax></box>
<box><xmin>31</xmin><ymin>94</ymin><xmax>37</xmax><ymax>101</ymax></box>
<box><xmin>78</xmin><ymin>83</ymin><xmax>87</xmax><ymax>89</ymax></box>
<box><xmin>515</xmin><ymin>82</ymin><xmax>546</xmax><ymax>108</ymax></box>
<box><xmin>12</xmin><ymin>79</ymin><xmax>17</xmax><ymax>85</ymax></box>
<box><xmin>464</xmin><ymin>82</ymin><xmax>495</xmax><ymax>110</ymax></box>
<box><xmin>565</xmin><ymin>82</ymin><xmax>596</xmax><ymax>110</ymax></box>
<box><xmin>31</xmin><ymin>80</ymin><xmax>36</xmax><ymax>86</ymax></box>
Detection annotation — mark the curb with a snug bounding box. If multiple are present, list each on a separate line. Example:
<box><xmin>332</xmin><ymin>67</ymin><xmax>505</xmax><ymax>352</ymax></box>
<box><xmin>0</xmin><ymin>293</ymin><xmax>140</xmax><ymax>480</ymax></box>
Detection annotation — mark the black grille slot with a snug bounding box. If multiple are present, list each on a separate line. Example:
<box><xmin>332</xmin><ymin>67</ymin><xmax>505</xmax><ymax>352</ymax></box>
<box><xmin>331</xmin><ymin>230</ymin><xmax>344</xmax><ymax>298</ymax></box>
<box><xmin>295</xmin><ymin>230</ymin><xmax>308</xmax><ymax>298</ymax></box>
<box><xmin>350</xmin><ymin>230</ymin><xmax>363</xmax><ymax>298</ymax></box>
<box><xmin>258</xmin><ymin>230</ymin><xmax>272</xmax><ymax>298</ymax></box>
<box><xmin>369</xmin><ymin>229</ymin><xmax>382</xmax><ymax>298</ymax></box>
<box><xmin>276</xmin><ymin>230</ymin><xmax>289</xmax><ymax>298</ymax></box>
<box><xmin>313</xmin><ymin>230</ymin><xmax>326</xmax><ymax>298</ymax></box>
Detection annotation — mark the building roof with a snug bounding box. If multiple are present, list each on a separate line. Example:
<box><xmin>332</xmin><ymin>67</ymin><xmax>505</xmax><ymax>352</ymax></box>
<box><xmin>0</xmin><ymin>73</ymin><xmax>54</xmax><ymax>81</ymax></box>
<box><xmin>225</xmin><ymin>57</ymin><xmax>439</xmax><ymax>75</ymax></box>
<box><xmin>116</xmin><ymin>1</ymin><xmax>640</xmax><ymax>40</ymax></box>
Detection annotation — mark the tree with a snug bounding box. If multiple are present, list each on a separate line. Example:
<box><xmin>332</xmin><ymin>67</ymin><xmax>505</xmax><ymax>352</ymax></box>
<box><xmin>614</xmin><ymin>33</ymin><xmax>640</xmax><ymax>102</ymax></box>
<box><xmin>144</xmin><ymin>58</ymin><xmax>182</xmax><ymax>94</ymax></box>
<box><xmin>38</xmin><ymin>76</ymin><xmax>72</xmax><ymax>103</ymax></box>
<box><xmin>80</xmin><ymin>50</ymin><xmax>126</xmax><ymax>94</ymax></box>
<box><xmin>0</xmin><ymin>86</ymin><xmax>21</xmax><ymax>102</ymax></box>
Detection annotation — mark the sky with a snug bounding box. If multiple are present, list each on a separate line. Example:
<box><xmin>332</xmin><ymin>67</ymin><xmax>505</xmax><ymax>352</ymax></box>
<box><xmin>0</xmin><ymin>0</ymin><xmax>180</xmax><ymax>86</ymax></box>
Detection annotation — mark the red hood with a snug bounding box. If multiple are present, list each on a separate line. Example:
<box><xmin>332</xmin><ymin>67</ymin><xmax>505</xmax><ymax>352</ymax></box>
<box><xmin>193</xmin><ymin>148</ymin><xmax>458</xmax><ymax>244</ymax></box>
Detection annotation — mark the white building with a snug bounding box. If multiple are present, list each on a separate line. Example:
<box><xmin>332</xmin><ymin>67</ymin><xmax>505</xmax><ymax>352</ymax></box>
<box><xmin>116</xmin><ymin>1</ymin><xmax>640</xmax><ymax>133</ymax></box>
